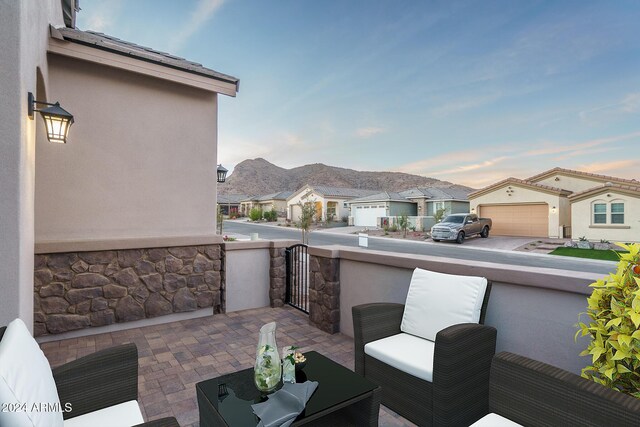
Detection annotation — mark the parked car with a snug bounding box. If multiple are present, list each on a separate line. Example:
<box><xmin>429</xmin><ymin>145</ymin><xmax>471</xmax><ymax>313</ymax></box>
<box><xmin>430</xmin><ymin>213</ymin><xmax>492</xmax><ymax>244</ymax></box>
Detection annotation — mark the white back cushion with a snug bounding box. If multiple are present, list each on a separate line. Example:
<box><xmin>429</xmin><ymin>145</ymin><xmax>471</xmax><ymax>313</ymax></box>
<box><xmin>63</xmin><ymin>400</ymin><xmax>144</xmax><ymax>427</ymax></box>
<box><xmin>364</xmin><ymin>333</ymin><xmax>436</xmax><ymax>382</ymax></box>
<box><xmin>401</xmin><ymin>268</ymin><xmax>488</xmax><ymax>341</ymax></box>
<box><xmin>0</xmin><ymin>319</ymin><xmax>63</xmax><ymax>427</ymax></box>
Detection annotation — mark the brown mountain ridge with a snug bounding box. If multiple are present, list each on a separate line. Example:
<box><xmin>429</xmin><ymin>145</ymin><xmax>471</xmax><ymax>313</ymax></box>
<box><xmin>219</xmin><ymin>158</ymin><xmax>474</xmax><ymax>196</ymax></box>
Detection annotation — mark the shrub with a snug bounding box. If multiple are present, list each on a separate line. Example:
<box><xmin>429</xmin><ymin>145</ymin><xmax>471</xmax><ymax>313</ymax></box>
<box><xmin>576</xmin><ymin>243</ymin><xmax>640</xmax><ymax>397</ymax></box>
<box><xmin>398</xmin><ymin>214</ymin><xmax>409</xmax><ymax>238</ymax></box>
<box><xmin>263</xmin><ymin>209</ymin><xmax>278</xmax><ymax>222</ymax></box>
<box><xmin>434</xmin><ymin>207</ymin><xmax>448</xmax><ymax>223</ymax></box>
<box><xmin>341</xmin><ymin>215</ymin><xmax>349</xmax><ymax>223</ymax></box>
<box><xmin>249</xmin><ymin>208</ymin><xmax>263</xmax><ymax>221</ymax></box>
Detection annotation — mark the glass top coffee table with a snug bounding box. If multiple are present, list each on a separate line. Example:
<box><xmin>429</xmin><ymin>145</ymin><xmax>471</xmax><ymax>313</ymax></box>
<box><xmin>196</xmin><ymin>351</ymin><xmax>381</xmax><ymax>426</ymax></box>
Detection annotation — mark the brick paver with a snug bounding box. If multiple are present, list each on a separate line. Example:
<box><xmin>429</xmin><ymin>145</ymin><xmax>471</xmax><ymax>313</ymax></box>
<box><xmin>40</xmin><ymin>306</ymin><xmax>414</xmax><ymax>427</ymax></box>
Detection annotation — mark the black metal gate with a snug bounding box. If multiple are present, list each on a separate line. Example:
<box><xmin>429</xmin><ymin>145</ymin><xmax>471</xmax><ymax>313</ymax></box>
<box><xmin>285</xmin><ymin>244</ymin><xmax>309</xmax><ymax>313</ymax></box>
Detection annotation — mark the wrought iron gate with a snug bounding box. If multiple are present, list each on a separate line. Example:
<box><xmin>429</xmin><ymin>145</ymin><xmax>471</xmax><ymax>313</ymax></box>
<box><xmin>285</xmin><ymin>244</ymin><xmax>309</xmax><ymax>313</ymax></box>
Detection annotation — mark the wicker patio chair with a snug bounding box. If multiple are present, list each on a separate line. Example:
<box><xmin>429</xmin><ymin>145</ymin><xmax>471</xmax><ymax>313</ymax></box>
<box><xmin>352</xmin><ymin>268</ymin><xmax>496</xmax><ymax>426</ymax></box>
<box><xmin>471</xmin><ymin>351</ymin><xmax>640</xmax><ymax>426</ymax></box>
<box><xmin>0</xmin><ymin>323</ymin><xmax>178</xmax><ymax>427</ymax></box>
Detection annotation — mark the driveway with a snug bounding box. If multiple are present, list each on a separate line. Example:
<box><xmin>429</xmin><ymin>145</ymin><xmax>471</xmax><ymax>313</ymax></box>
<box><xmin>427</xmin><ymin>235</ymin><xmax>546</xmax><ymax>251</ymax></box>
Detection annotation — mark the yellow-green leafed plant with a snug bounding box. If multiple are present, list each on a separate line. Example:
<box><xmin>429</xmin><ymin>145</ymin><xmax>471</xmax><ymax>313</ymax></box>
<box><xmin>576</xmin><ymin>243</ymin><xmax>640</xmax><ymax>397</ymax></box>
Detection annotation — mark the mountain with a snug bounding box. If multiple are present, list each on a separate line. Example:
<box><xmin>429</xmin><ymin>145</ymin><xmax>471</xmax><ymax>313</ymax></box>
<box><xmin>219</xmin><ymin>158</ymin><xmax>474</xmax><ymax>195</ymax></box>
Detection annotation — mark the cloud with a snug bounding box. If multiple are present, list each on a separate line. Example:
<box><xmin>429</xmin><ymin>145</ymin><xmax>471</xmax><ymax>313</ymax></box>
<box><xmin>355</xmin><ymin>127</ymin><xmax>385</xmax><ymax>138</ymax></box>
<box><xmin>578</xmin><ymin>159</ymin><xmax>640</xmax><ymax>175</ymax></box>
<box><xmin>430</xmin><ymin>93</ymin><xmax>502</xmax><ymax>117</ymax></box>
<box><xmin>621</xmin><ymin>93</ymin><xmax>640</xmax><ymax>113</ymax></box>
<box><xmin>167</xmin><ymin>0</ymin><xmax>225</xmax><ymax>52</ymax></box>
<box><xmin>80</xmin><ymin>1</ymin><xmax>123</xmax><ymax>32</ymax></box>
<box><xmin>579</xmin><ymin>92</ymin><xmax>640</xmax><ymax>124</ymax></box>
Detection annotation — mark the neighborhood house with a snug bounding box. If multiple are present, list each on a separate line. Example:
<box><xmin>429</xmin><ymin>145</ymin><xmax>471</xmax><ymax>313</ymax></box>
<box><xmin>286</xmin><ymin>185</ymin><xmax>378</xmax><ymax>222</ymax></box>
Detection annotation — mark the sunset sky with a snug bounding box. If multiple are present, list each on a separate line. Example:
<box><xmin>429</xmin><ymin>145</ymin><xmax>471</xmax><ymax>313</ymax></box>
<box><xmin>77</xmin><ymin>0</ymin><xmax>640</xmax><ymax>187</ymax></box>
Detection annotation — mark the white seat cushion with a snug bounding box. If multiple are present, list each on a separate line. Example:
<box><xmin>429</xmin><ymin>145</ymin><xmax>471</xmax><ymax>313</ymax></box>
<box><xmin>470</xmin><ymin>413</ymin><xmax>523</xmax><ymax>426</ymax></box>
<box><xmin>364</xmin><ymin>333</ymin><xmax>435</xmax><ymax>382</ymax></box>
<box><xmin>0</xmin><ymin>318</ymin><xmax>63</xmax><ymax>427</ymax></box>
<box><xmin>63</xmin><ymin>400</ymin><xmax>144</xmax><ymax>427</ymax></box>
<box><xmin>401</xmin><ymin>268</ymin><xmax>488</xmax><ymax>341</ymax></box>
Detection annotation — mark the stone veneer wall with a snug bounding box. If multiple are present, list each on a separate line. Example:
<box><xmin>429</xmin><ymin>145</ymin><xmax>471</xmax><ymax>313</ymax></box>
<box><xmin>308</xmin><ymin>255</ymin><xmax>340</xmax><ymax>334</ymax></box>
<box><xmin>34</xmin><ymin>245</ymin><xmax>223</xmax><ymax>336</ymax></box>
<box><xmin>269</xmin><ymin>246</ymin><xmax>286</xmax><ymax>307</ymax></box>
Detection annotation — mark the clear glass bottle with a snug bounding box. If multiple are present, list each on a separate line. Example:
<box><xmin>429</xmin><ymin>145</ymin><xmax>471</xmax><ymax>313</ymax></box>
<box><xmin>282</xmin><ymin>346</ymin><xmax>296</xmax><ymax>383</ymax></box>
<box><xmin>254</xmin><ymin>322</ymin><xmax>281</xmax><ymax>392</ymax></box>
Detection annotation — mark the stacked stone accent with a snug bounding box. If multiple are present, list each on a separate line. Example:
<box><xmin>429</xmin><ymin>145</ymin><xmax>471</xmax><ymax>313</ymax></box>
<box><xmin>34</xmin><ymin>245</ymin><xmax>223</xmax><ymax>336</ymax></box>
<box><xmin>269</xmin><ymin>247</ymin><xmax>287</xmax><ymax>307</ymax></box>
<box><xmin>308</xmin><ymin>255</ymin><xmax>340</xmax><ymax>334</ymax></box>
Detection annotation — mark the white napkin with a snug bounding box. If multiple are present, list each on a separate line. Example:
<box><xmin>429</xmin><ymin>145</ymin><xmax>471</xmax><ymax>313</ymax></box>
<box><xmin>251</xmin><ymin>381</ymin><xmax>319</xmax><ymax>427</ymax></box>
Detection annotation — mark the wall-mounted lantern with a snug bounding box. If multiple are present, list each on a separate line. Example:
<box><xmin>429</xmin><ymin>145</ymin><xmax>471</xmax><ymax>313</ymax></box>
<box><xmin>217</xmin><ymin>164</ymin><xmax>228</xmax><ymax>183</ymax></box>
<box><xmin>471</xmin><ymin>207</ymin><xmax>476</xmax><ymax>213</ymax></box>
<box><xmin>551</xmin><ymin>206</ymin><xmax>557</xmax><ymax>213</ymax></box>
<box><xmin>28</xmin><ymin>92</ymin><xmax>74</xmax><ymax>144</ymax></box>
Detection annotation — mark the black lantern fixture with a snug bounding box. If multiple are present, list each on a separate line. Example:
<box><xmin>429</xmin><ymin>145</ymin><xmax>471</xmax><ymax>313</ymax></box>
<box><xmin>28</xmin><ymin>92</ymin><xmax>74</xmax><ymax>144</ymax></box>
<box><xmin>217</xmin><ymin>164</ymin><xmax>228</xmax><ymax>183</ymax></box>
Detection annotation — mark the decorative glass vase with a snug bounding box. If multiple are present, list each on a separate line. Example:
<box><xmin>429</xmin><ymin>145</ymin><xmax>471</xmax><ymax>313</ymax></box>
<box><xmin>254</xmin><ymin>322</ymin><xmax>281</xmax><ymax>392</ymax></box>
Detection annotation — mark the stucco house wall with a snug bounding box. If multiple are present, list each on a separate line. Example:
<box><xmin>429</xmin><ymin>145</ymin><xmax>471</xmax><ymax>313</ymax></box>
<box><xmin>571</xmin><ymin>191</ymin><xmax>640</xmax><ymax>242</ymax></box>
<box><xmin>259</xmin><ymin>199</ymin><xmax>288</xmax><ymax>215</ymax></box>
<box><xmin>35</xmin><ymin>55</ymin><xmax>220</xmax><ymax>241</ymax></box>
<box><xmin>470</xmin><ymin>184</ymin><xmax>564</xmax><ymax>238</ymax></box>
<box><xmin>0</xmin><ymin>0</ymin><xmax>65</xmax><ymax>331</ymax></box>
<box><xmin>534</xmin><ymin>174</ymin><xmax>604</xmax><ymax>193</ymax></box>
<box><xmin>426</xmin><ymin>200</ymin><xmax>469</xmax><ymax>216</ymax></box>
<box><xmin>389</xmin><ymin>202</ymin><xmax>417</xmax><ymax>216</ymax></box>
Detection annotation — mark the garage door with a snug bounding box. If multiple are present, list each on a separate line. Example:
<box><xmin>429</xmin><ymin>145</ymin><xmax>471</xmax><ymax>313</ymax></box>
<box><xmin>479</xmin><ymin>204</ymin><xmax>548</xmax><ymax>237</ymax></box>
<box><xmin>354</xmin><ymin>205</ymin><xmax>386</xmax><ymax>227</ymax></box>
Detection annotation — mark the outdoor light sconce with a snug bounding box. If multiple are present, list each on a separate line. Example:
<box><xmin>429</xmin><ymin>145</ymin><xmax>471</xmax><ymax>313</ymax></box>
<box><xmin>551</xmin><ymin>206</ymin><xmax>557</xmax><ymax>213</ymax></box>
<box><xmin>471</xmin><ymin>207</ymin><xmax>476</xmax><ymax>213</ymax></box>
<box><xmin>217</xmin><ymin>164</ymin><xmax>228</xmax><ymax>183</ymax></box>
<box><xmin>28</xmin><ymin>92</ymin><xmax>74</xmax><ymax>144</ymax></box>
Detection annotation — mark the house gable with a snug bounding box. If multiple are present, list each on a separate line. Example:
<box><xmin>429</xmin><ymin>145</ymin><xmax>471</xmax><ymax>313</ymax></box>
<box><xmin>527</xmin><ymin>167</ymin><xmax>639</xmax><ymax>194</ymax></box>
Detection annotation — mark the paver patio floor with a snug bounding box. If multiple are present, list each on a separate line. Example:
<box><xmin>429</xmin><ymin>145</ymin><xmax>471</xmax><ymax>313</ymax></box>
<box><xmin>40</xmin><ymin>306</ymin><xmax>414</xmax><ymax>427</ymax></box>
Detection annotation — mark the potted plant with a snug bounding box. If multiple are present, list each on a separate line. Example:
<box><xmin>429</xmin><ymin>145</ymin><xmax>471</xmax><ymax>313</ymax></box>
<box><xmin>576</xmin><ymin>243</ymin><xmax>640</xmax><ymax>397</ymax></box>
<box><xmin>577</xmin><ymin>236</ymin><xmax>593</xmax><ymax>249</ymax></box>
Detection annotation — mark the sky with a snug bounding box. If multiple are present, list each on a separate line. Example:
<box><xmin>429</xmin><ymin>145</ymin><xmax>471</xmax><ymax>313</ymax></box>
<box><xmin>76</xmin><ymin>0</ymin><xmax>640</xmax><ymax>188</ymax></box>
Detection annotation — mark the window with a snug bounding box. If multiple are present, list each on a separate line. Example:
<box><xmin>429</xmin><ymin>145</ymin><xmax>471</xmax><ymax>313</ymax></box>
<box><xmin>593</xmin><ymin>203</ymin><xmax>606</xmax><ymax>224</ymax></box>
<box><xmin>611</xmin><ymin>202</ymin><xmax>624</xmax><ymax>224</ymax></box>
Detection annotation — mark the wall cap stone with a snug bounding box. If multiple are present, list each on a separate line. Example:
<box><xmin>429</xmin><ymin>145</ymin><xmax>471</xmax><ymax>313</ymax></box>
<box><xmin>36</xmin><ymin>235</ymin><xmax>223</xmax><ymax>254</ymax></box>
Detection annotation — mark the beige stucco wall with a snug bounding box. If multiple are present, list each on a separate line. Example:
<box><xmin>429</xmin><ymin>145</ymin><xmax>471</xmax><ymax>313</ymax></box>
<box><xmin>259</xmin><ymin>200</ymin><xmax>287</xmax><ymax>214</ymax></box>
<box><xmin>225</xmin><ymin>246</ymin><xmax>271</xmax><ymax>312</ymax></box>
<box><xmin>571</xmin><ymin>192</ymin><xmax>640</xmax><ymax>242</ymax></box>
<box><xmin>470</xmin><ymin>184</ymin><xmax>565</xmax><ymax>238</ymax></box>
<box><xmin>535</xmin><ymin>173</ymin><xmax>605</xmax><ymax>193</ymax></box>
<box><xmin>0</xmin><ymin>0</ymin><xmax>64</xmax><ymax>331</ymax></box>
<box><xmin>35</xmin><ymin>54</ymin><xmax>219</xmax><ymax>242</ymax></box>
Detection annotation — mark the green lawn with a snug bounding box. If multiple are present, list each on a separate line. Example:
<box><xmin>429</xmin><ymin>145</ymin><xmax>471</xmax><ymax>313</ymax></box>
<box><xmin>549</xmin><ymin>247</ymin><xmax>627</xmax><ymax>261</ymax></box>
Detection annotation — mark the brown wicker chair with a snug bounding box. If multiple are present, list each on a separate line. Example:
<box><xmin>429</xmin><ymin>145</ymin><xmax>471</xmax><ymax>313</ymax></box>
<box><xmin>471</xmin><ymin>351</ymin><xmax>640</xmax><ymax>426</ymax></box>
<box><xmin>0</xmin><ymin>325</ymin><xmax>178</xmax><ymax>427</ymax></box>
<box><xmin>352</xmin><ymin>274</ymin><xmax>495</xmax><ymax>427</ymax></box>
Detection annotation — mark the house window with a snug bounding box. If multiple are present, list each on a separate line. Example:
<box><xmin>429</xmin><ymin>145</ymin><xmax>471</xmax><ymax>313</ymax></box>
<box><xmin>593</xmin><ymin>203</ymin><xmax>606</xmax><ymax>224</ymax></box>
<box><xmin>611</xmin><ymin>202</ymin><xmax>624</xmax><ymax>224</ymax></box>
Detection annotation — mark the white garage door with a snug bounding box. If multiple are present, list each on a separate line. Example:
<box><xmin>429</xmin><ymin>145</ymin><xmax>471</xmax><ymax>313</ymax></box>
<box><xmin>354</xmin><ymin>205</ymin><xmax>386</xmax><ymax>226</ymax></box>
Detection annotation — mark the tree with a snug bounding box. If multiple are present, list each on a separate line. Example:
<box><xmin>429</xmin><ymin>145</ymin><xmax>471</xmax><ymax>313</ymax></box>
<box><xmin>249</xmin><ymin>208</ymin><xmax>263</xmax><ymax>221</ymax></box>
<box><xmin>297</xmin><ymin>200</ymin><xmax>317</xmax><ymax>244</ymax></box>
<box><xmin>398</xmin><ymin>214</ymin><xmax>409</xmax><ymax>238</ymax></box>
<box><xmin>434</xmin><ymin>207</ymin><xmax>448</xmax><ymax>223</ymax></box>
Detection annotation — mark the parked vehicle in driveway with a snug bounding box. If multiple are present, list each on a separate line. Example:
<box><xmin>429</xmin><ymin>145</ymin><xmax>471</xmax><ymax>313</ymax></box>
<box><xmin>430</xmin><ymin>213</ymin><xmax>492</xmax><ymax>244</ymax></box>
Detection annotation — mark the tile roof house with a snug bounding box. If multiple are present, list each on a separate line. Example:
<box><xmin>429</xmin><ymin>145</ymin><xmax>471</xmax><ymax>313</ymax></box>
<box><xmin>469</xmin><ymin>167</ymin><xmax>640</xmax><ymax>240</ymax></box>
<box><xmin>217</xmin><ymin>194</ymin><xmax>249</xmax><ymax>216</ymax></box>
<box><xmin>240</xmin><ymin>191</ymin><xmax>294</xmax><ymax>217</ymax></box>
<box><xmin>286</xmin><ymin>185</ymin><xmax>378</xmax><ymax>222</ymax></box>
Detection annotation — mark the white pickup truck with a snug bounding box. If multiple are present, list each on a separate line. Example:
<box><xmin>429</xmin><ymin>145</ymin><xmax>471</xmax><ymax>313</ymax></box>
<box><xmin>430</xmin><ymin>213</ymin><xmax>492</xmax><ymax>244</ymax></box>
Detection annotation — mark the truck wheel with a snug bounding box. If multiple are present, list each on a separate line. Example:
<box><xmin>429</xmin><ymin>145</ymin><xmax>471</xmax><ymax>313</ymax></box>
<box><xmin>480</xmin><ymin>226</ymin><xmax>489</xmax><ymax>238</ymax></box>
<box><xmin>456</xmin><ymin>232</ymin><xmax>465</xmax><ymax>244</ymax></box>
<box><xmin>433</xmin><ymin>239</ymin><xmax>440</xmax><ymax>242</ymax></box>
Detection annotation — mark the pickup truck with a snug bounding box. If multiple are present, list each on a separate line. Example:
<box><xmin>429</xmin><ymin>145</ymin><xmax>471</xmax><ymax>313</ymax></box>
<box><xmin>430</xmin><ymin>213</ymin><xmax>492</xmax><ymax>244</ymax></box>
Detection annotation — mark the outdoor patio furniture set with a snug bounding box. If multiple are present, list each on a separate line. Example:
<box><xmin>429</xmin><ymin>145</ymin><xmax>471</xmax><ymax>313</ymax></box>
<box><xmin>2</xmin><ymin>268</ymin><xmax>640</xmax><ymax>426</ymax></box>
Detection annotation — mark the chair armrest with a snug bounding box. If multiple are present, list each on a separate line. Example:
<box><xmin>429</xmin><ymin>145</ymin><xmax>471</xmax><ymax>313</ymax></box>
<box><xmin>133</xmin><ymin>417</ymin><xmax>180</xmax><ymax>427</ymax></box>
<box><xmin>432</xmin><ymin>323</ymin><xmax>497</xmax><ymax>426</ymax></box>
<box><xmin>53</xmin><ymin>343</ymin><xmax>138</xmax><ymax>420</ymax></box>
<box><xmin>490</xmin><ymin>352</ymin><xmax>640</xmax><ymax>426</ymax></box>
<box><xmin>352</xmin><ymin>303</ymin><xmax>404</xmax><ymax>375</ymax></box>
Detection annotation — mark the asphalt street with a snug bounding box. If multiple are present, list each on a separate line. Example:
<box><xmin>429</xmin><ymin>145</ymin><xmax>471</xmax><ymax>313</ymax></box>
<box><xmin>223</xmin><ymin>221</ymin><xmax>615</xmax><ymax>275</ymax></box>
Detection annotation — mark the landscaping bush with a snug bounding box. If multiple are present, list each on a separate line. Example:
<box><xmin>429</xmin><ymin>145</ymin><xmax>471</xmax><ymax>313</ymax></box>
<box><xmin>249</xmin><ymin>208</ymin><xmax>263</xmax><ymax>221</ymax></box>
<box><xmin>576</xmin><ymin>243</ymin><xmax>640</xmax><ymax>397</ymax></box>
<box><xmin>263</xmin><ymin>209</ymin><xmax>278</xmax><ymax>222</ymax></box>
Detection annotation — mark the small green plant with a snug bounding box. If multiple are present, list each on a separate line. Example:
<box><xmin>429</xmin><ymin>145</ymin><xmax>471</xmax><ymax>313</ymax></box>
<box><xmin>434</xmin><ymin>207</ymin><xmax>448</xmax><ymax>223</ymax></box>
<box><xmin>297</xmin><ymin>200</ymin><xmax>317</xmax><ymax>244</ymax></box>
<box><xmin>579</xmin><ymin>236</ymin><xmax>588</xmax><ymax>242</ymax></box>
<box><xmin>601</xmin><ymin>239</ymin><xmax>611</xmax><ymax>244</ymax></box>
<box><xmin>341</xmin><ymin>215</ymin><xmax>349</xmax><ymax>223</ymax></box>
<box><xmin>398</xmin><ymin>214</ymin><xmax>409</xmax><ymax>238</ymax></box>
<box><xmin>249</xmin><ymin>208</ymin><xmax>263</xmax><ymax>221</ymax></box>
<box><xmin>263</xmin><ymin>209</ymin><xmax>278</xmax><ymax>222</ymax></box>
<box><xmin>389</xmin><ymin>224</ymin><xmax>398</xmax><ymax>232</ymax></box>
<box><xmin>576</xmin><ymin>243</ymin><xmax>640</xmax><ymax>397</ymax></box>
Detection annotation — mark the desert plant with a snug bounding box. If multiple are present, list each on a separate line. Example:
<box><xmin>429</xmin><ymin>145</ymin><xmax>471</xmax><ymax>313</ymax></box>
<box><xmin>601</xmin><ymin>239</ymin><xmax>611</xmax><ymax>244</ymax></box>
<box><xmin>341</xmin><ymin>215</ymin><xmax>349</xmax><ymax>223</ymax></box>
<box><xmin>398</xmin><ymin>214</ymin><xmax>409</xmax><ymax>238</ymax></box>
<box><xmin>249</xmin><ymin>208</ymin><xmax>263</xmax><ymax>221</ymax></box>
<box><xmin>434</xmin><ymin>207</ymin><xmax>448</xmax><ymax>223</ymax></box>
<box><xmin>297</xmin><ymin>200</ymin><xmax>317</xmax><ymax>244</ymax></box>
<box><xmin>263</xmin><ymin>209</ymin><xmax>278</xmax><ymax>222</ymax></box>
<box><xmin>579</xmin><ymin>236</ymin><xmax>588</xmax><ymax>241</ymax></box>
<box><xmin>576</xmin><ymin>243</ymin><xmax>640</xmax><ymax>397</ymax></box>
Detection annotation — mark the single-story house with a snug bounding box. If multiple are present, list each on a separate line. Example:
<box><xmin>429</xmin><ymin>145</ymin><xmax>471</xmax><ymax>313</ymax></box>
<box><xmin>469</xmin><ymin>167</ymin><xmax>639</xmax><ymax>240</ymax></box>
<box><xmin>287</xmin><ymin>185</ymin><xmax>378</xmax><ymax>222</ymax></box>
<box><xmin>400</xmin><ymin>187</ymin><xmax>471</xmax><ymax>217</ymax></box>
<box><xmin>217</xmin><ymin>194</ymin><xmax>248</xmax><ymax>216</ymax></box>
<box><xmin>348</xmin><ymin>192</ymin><xmax>417</xmax><ymax>226</ymax></box>
<box><xmin>240</xmin><ymin>191</ymin><xmax>293</xmax><ymax>217</ymax></box>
